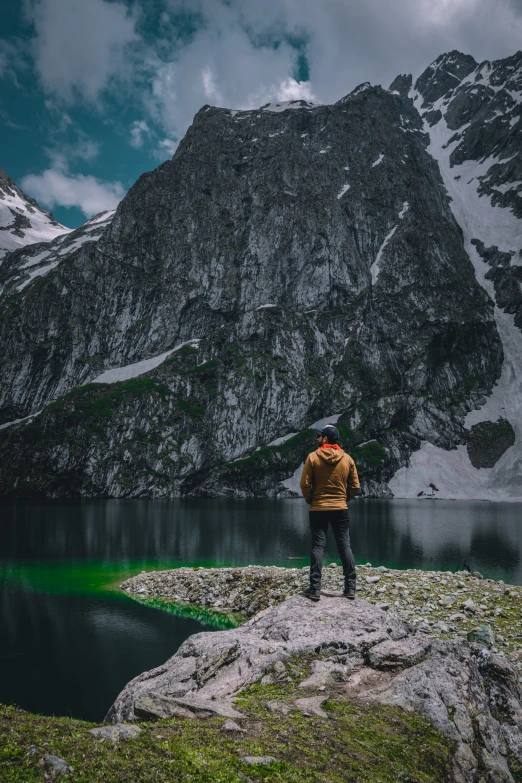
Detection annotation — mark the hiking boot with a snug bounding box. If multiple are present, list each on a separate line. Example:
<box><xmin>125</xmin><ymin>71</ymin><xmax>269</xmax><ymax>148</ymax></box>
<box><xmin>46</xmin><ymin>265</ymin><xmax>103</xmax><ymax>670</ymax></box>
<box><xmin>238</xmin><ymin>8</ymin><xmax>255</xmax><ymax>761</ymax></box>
<box><xmin>303</xmin><ymin>587</ymin><xmax>321</xmax><ymax>602</ymax></box>
<box><xmin>343</xmin><ymin>588</ymin><xmax>356</xmax><ymax>600</ymax></box>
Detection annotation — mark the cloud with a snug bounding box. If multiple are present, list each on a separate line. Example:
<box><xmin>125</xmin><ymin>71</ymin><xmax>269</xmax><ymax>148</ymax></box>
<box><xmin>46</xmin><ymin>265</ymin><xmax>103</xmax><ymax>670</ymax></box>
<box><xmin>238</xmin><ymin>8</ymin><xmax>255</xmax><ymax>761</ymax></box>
<box><xmin>13</xmin><ymin>0</ymin><xmax>522</xmax><ymax>175</ymax></box>
<box><xmin>228</xmin><ymin>0</ymin><xmax>522</xmax><ymax>103</ymax></box>
<box><xmin>144</xmin><ymin>0</ymin><xmax>522</xmax><ymax>145</ymax></box>
<box><xmin>155</xmin><ymin>138</ymin><xmax>178</xmax><ymax>158</ymax></box>
<box><xmin>148</xmin><ymin>5</ymin><xmax>313</xmax><ymax>141</ymax></box>
<box><xmin>0</xmin><ymin>38</ymin><xmax>30</xmax><ymax>87</ymax></box>
<box><xmin>21</xmin><ymin>168</ymin><xmax>125</xmax><ymax>217</ymax></box>
<box><xmin>26</xmin><ymin>0</ymin><xmax>139</xmax><ymax>102</ymax></box>
<box><xmin>129</xmin><ymin>120</ymin><xmax>152</xmax><ymax>149</ymax></box>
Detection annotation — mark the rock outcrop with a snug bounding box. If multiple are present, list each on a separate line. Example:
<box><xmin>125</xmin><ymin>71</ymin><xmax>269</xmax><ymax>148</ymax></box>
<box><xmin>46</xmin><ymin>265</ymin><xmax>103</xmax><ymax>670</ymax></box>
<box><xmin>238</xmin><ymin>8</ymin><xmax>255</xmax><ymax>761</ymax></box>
<box><xmin>108</xmin><ymin>593</ymin><xmax>522</xmax><ymax>782</ymax></box>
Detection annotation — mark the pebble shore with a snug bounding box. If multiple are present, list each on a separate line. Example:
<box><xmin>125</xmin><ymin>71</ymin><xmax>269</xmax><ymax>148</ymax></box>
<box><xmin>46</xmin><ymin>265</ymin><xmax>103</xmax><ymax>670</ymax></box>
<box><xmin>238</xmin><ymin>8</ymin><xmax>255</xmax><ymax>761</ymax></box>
<box><xmin>121</xmin><ymin>563</ymin><xmax>522</xmax><ymax>667</ymax></box>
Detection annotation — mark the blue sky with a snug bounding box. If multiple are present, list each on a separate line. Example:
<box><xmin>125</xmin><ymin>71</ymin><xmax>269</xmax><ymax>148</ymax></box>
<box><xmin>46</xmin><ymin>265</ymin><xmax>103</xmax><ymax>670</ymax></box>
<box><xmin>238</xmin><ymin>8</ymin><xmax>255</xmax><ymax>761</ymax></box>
<box><xmin>1</xmin><ymin>0</ymin><xmax>521</xmax><ymax>228</ymax></box>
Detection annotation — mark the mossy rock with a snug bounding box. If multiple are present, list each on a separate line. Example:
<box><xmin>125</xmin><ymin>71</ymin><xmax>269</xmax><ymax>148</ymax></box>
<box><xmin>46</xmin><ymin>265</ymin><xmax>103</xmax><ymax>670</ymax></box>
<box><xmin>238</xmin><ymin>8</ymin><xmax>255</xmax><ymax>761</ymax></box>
<box><xmin>466</xmin><ymin>418</ymin><xmax>515</xmax><ymax>468</ymax></box>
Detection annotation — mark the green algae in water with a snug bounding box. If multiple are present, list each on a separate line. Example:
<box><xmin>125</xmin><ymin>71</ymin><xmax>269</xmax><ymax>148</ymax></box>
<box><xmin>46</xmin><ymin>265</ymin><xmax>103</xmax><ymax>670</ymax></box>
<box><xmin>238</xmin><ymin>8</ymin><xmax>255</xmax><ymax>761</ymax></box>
<box><xmin>129</xmin><ymin>594</ymin><xmax>243</xmax><ymax>629</ymax></box>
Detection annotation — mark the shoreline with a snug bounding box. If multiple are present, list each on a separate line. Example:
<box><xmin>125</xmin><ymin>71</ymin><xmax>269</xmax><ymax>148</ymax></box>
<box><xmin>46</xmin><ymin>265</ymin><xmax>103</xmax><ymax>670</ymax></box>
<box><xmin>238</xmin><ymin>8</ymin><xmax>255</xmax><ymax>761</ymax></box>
<box><xmin>121</xmin><ymin>563</ymin><xmax>522</xmax><ymax>665</ymax></box>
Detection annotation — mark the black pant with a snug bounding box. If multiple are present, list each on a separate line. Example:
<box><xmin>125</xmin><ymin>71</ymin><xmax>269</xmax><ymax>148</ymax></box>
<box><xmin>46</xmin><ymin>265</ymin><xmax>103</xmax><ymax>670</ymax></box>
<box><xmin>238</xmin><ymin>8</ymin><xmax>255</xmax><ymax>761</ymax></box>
<box><xmin>309</xmin><ymin>509</ymin><xmax>356</xmax><ymax>592</ymax></box>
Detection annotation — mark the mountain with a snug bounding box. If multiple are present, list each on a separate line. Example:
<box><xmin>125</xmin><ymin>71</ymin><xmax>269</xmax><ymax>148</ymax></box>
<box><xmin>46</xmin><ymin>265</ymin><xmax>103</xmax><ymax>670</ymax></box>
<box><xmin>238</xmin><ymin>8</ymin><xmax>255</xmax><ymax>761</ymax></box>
<box><xmin>0</xmin><ymin>51</ymin><xmax>520</xmax><ymax>501</ymax></box>
<box><xmin>0</xmin><ymin>168</ymin><xmax>70</xmax><ymax>261</ymax></box>
<box><xmin>389</xmin><ymin>50</ymin><xmax>522</xmax><ymax>500</ymax></box>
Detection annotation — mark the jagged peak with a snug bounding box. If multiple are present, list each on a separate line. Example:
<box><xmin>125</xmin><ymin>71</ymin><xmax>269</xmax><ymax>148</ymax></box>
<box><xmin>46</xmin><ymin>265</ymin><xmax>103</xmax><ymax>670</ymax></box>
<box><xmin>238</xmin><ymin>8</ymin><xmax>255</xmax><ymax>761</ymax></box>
<box><xmin>388</xmin><ymin>74</ymin><xmax>413</xmax><ymax>99</ymax></box>
<box><xmin>414</xmin><ymin>51</ymin><xmax>476</xmax><ymax>106</ymax></box>
<box><xmin>336</xmin><ymin>82</ymin><xmax>388</xmax><ymax>104</ymax></box>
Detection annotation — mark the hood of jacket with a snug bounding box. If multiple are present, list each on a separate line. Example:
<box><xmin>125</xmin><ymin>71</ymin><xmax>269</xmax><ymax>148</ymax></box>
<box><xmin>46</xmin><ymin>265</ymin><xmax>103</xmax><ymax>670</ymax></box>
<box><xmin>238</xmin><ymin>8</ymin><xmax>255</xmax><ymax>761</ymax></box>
<box><xmin>316</xmin><ymin>447</ymin><xmax>345</xmax><ymax>465</ymax></box>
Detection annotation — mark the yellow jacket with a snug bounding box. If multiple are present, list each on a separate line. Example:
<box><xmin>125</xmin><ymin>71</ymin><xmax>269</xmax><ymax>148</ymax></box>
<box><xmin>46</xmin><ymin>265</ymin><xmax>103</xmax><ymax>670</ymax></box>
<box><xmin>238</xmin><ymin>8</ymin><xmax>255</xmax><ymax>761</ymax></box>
<box><xmin>300</xmin><ymin>447</ymin><xmax>360</xmax><ymax>511</ymax></box>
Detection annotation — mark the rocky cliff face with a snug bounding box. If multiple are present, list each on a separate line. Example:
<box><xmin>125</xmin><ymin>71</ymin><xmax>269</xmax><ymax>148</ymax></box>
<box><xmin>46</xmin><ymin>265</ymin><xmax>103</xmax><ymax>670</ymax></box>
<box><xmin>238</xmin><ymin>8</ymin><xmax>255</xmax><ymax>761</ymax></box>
<box><xmin>390</xmin><ymin>50</ymin><xmax>522</xmax><ymax>500</ymax></box>
<box><xmin>1</xmin><ymin>52</ymin><xmax>520</xmax><ymax>499</ymax></box>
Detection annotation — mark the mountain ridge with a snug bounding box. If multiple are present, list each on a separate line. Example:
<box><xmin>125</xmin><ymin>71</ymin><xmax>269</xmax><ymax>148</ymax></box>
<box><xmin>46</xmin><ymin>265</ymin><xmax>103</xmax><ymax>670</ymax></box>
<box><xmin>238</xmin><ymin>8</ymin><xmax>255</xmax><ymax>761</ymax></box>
<box><xmin>0</xmin><ymin>50</ymin><xmax>520</xmax><ymax>500</ymax></box>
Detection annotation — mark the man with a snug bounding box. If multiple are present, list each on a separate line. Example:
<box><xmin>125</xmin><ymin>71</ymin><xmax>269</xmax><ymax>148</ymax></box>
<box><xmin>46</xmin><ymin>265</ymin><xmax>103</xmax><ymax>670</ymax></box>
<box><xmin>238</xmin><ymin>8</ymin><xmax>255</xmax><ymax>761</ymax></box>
<box><xmin>299</xmin><ymin>424</ymin><xmax>360</xmax><ymax>602</ymax></box>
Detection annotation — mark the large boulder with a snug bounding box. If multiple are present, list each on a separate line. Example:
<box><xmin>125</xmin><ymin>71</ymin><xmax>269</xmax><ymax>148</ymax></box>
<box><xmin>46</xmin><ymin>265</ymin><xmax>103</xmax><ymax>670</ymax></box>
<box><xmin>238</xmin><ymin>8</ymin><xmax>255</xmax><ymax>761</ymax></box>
<box><xmin>107</xmin><ymin>595</ymin><xmax>522</xmax><ymax>782</ymax></box>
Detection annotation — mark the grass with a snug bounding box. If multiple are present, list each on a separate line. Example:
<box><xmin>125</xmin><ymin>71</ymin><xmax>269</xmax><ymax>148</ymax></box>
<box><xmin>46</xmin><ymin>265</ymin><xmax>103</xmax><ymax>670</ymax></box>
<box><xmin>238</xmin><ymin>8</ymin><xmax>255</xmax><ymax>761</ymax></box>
<box><xmin>0</xmin><ymin>672</ymin><xmax>454</xmax><ymax>783</ymax></box>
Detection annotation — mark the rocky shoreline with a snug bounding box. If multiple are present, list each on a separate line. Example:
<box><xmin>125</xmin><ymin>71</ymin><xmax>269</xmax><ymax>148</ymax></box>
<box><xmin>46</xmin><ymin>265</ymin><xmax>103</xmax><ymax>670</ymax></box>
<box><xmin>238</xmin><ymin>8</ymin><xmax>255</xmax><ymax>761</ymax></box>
<box><xmin>115</xmin><ymin>566</ymin><xmax>522</xmax><ymax>782</ymax></box>
<box><xmin>121</xmin><ymin>564</ymin><xmax>522</xmax><ymax>666</ymax></box>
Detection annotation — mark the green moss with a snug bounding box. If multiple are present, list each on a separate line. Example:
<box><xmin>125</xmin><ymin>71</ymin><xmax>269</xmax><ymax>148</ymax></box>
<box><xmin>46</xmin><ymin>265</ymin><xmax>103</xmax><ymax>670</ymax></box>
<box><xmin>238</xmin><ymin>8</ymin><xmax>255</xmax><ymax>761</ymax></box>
<box><xmin>0</xmin><ymin>673</ymin><xmax>454</xmax><ymax>783</ymax></box>
<box><xmin>48</xmin><ymin>378</ymin><xmax>174</xmax><ymax>422</ymax></box>
<box><xmin>227</xmin><ymin>430</ymin><xmax>314</xmax><ymax>471</ymax></box>
<box><xmin>177</xmin><ymin>398</ymin><xmax>205</xmax><ymax>419</ymax></box>
<box><xmin>187</xmin><ymin>359</ymin><xmax>221</xmax><ymax>374</ymax></box>
<box><xmin>353</xmin><ymin>441</ymin><xmax>386</xmax><ymax>465</ymax></box>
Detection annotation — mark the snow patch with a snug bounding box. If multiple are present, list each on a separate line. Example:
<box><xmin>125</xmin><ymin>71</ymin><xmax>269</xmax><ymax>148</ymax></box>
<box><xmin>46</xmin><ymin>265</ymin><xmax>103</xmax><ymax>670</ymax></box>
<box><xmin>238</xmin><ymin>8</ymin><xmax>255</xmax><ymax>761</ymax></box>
<box><xmin>390</xmin><ymin>97</ymin><xmax>522</xmax><ymax>500</ymax></box>
<box><xmin>91</xmin><ymin>340</ymin><xmax>201</xmax><ymax>384</ymax></box>
<box><xmin>267</xmin><ymin>432</ymin><xmax>298</xmax><ymax>447</ymax></box>
<box><xmin>20</xmin><ymin>250</ymin><xmax>51</xmax><ymax>269</ymax></box>
<box><xmin>17</xmin><ymin>260</ymin><xmax>59</xmax><ymax>291</ymax></box>
<box><xmin>398</xmin><ymin>201</ymin><xmax>410</xmax><ymax>219</ymax></box>
<box><xmin>309</xmin><ymin>413</ymin><xmax>342</xmax><ymax>430</ymax></box>
<box><xmin>337</xmin><ymin>184</ymin><xmax>350</xmax><ymax>199</ymax></box>
<box><xmin>370</xmin><ymin>226</ymin><xmax>398</xmax><ymax>285</ymax></box>
<box><xmin>372</xmin><ymin>153</ymin><xmax>384</xmax><ymax>167</ymax></box>
<box><xmin>0</xmin><ymin>410</ymin><xmax>42</xmax><ymax>431</ymax></box>
<box><xmin>279</xmin><ymin>462</ymin><xmax>304</xmax><ymax>496</ymax></box>
<box><xmin>262</xmin><ymin>100</ymin><xmax>318</xmax><ymax>113</ymax></box>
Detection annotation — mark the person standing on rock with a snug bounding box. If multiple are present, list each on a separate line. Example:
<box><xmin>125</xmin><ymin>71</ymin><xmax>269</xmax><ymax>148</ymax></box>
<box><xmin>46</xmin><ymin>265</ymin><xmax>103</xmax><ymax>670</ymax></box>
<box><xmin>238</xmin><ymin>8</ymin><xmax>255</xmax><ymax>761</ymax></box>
<box><xmin>299</xmin><ymin>425</ymin><xmax>360</xmax><ymax>602</ymax></box>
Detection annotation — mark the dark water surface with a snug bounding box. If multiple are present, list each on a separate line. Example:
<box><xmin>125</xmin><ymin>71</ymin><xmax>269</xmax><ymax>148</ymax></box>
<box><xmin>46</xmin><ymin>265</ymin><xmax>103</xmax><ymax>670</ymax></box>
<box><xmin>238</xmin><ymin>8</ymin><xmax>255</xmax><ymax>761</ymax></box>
<box><xmin>1</xmin><ymin>497</ymin><xmax>521</xmax><ymax>721</ymax></box>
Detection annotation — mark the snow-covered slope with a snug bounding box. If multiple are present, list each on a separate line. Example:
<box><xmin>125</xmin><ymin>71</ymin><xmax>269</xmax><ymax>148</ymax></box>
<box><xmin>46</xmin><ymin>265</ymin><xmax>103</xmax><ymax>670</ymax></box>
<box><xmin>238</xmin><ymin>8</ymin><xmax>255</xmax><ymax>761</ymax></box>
<box><xmin>0</xmin><ymin>209</ymin><xmax>115</xmax><ymax>298</ymax></box>
<box><xmin>389</xmin><ymin>51</ymin><xmax>522</xmax><ymax>500</ymax></box>
<box><xmin>0</xmin><ymin>168</ymin><xmax>71</xmax><ymax>261</ymax></box>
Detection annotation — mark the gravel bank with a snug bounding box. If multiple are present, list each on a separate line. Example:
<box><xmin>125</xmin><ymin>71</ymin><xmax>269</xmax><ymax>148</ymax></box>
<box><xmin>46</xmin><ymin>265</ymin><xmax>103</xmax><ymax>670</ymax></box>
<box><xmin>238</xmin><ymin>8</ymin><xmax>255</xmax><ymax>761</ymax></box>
<box><xmin>121</xmin><ymin>564</ymin><xmax>522</xmax><ymax>665</ymax></box>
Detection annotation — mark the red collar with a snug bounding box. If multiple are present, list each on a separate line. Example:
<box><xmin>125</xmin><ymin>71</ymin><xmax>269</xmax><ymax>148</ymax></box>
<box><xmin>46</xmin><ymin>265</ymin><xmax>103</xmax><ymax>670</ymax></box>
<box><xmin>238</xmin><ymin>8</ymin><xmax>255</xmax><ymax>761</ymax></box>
<box><xmin>318</xmin><ymin>443</ymin><xmax>341</xmax><ymax>451</ymax></box>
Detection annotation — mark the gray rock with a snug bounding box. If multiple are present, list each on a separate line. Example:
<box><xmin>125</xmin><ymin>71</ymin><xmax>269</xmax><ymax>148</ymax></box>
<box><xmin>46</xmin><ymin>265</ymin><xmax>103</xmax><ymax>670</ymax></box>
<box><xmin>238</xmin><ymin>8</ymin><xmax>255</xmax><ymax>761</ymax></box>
<box><xmin>37</xmin><ymin>755</ymin><xmax>73</xmax><ymax>780</ymax></box>
<box><xmin>366</xmin><ymin>637</ymin><xmax>432</xmax><ymax>670</ymax></box>
<box><xmin>221</xmin><ymin>719</ymin><xmax>245</xmax><ymax>732</ymax></box>
<box><xmin>264</xmin><ymin>700</ymin><xmax>291</xmax><ymax>715</ymax></box>
<box><xmin>241</xmin><ymin>756</ymin><xmax>277</xmax><ymax>765</ymax></box>
<box><xmin>449</xmin><ymin>613</ymin><xmax>467</xmax><ymax>623</ymax></box>
<box><xmin>294</xmin><ymin>696</ymin><xmax>328</xmax><ymax>719</ymax></box>
<box><xmin>462</xmin><ymin>599</ymin><xmax>477</xmax><ymax>613</ymax></box>
<box><xmin>108</xmin><ymin>593</ymin><xmax>522</xmax><ymax>782</ymax></box>
<box><xmin>365</xmin><ymin>576</ymin><xmax>381</xmax><ymax>584</ymax></box>
<box><xmin>172</xmin><ymin>695</ymin><xmax>244</xmax><ymax>719</ymax></box>
<box><xmin>0</xmin><ymin>66</ymin><xmax>505</xmax><ymax>500</ymax></box>
<box><xmin>89</xmin><ymin>724</ymin><xmax>142</xmax><ymax>742</ymax></box>
<box><xmin>134</xmin><ymin>692</ymin><xmax>195</xmax><ymax>720</ymax></box>
<box><xmin>468</xmin><ymin>625</ymin><xmax>495</xmax><ymax>649</ymax></box>
<box><xmin>298</xmin><ymin>659</ymin><xmax>349</xmax><ymax>689</ymax></box>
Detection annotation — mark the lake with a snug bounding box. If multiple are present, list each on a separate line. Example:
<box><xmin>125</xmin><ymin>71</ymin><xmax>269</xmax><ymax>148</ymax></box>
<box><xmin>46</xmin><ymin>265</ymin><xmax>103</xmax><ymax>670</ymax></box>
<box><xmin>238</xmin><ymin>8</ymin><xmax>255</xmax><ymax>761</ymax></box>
<box><xmin>1</xmin><ymin>497</ymin><xmax>521</xmax><ymax>722</ymax></box>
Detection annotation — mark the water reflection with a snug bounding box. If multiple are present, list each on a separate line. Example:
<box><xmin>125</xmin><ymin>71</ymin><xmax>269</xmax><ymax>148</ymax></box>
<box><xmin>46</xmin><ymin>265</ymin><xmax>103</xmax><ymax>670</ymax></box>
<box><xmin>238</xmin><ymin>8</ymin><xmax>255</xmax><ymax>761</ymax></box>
<box><xmin>1</xmin><ymin>498</ymin><xmax>521</xmax><ymax>580</ymax></box>
<box><xmin>0</xmin><ymin>586</ymin><xmax>206</xmax><ymax>721</ymax></box>
<box><xmin>1</xmin><ymin>497</ymin><xmax>522</xmax><ymax>720</ymax></box>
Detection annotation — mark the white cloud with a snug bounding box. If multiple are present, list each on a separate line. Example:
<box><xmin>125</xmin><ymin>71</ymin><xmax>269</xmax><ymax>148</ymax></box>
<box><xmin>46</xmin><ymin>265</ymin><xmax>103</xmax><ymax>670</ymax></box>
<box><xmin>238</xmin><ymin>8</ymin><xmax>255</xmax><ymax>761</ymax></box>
<box><xmin>26</xmin><ymin>0</ymin><xmax>139</xmax><ymax>102</ymax></box>
<box><xmin>144</xmin><ymin>0</ymin><xmax>522</xmax><ymax>145</ymax></box>
<box><xmin>129</xmin><ymin>120</ymin><xmax>151</xmax><ymax>149</ymax></box>
<box><xmin>13</xmin><ymin>0</ymin><xmax>522</xmax><ymax>169</ymax></box>
<box><xmin>21</xmin><ymin>169</ymin><xmax>125</xmax><ymax>217</ymax></box>
<box><xmin>149</xmin><ymin>8</ymin><xmax>312</xmax><ymax>141</ymax></box>
<box><xmin>158</xmin><ymin>138</ymin><xmax>178</xmax><ymax>156</ymax></box>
